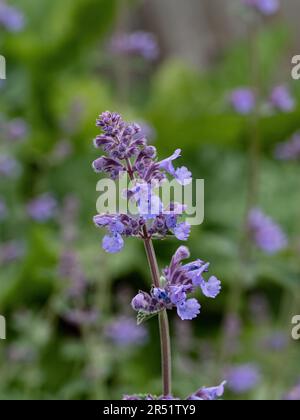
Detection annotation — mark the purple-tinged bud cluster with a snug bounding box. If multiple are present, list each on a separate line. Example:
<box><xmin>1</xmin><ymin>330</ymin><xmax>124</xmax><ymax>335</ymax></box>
<box><xmin>104</xmin><ymin>316</ymin><xmax>148</xmax><ymax>347</ymax></box>
<box><xmin>243</xmin><ymin>0</ymin><xmax>280</xmax><ymax>16</ymax></box>
<box><xmin>93</xmin><ymin>112</ymin><xmax>193</xmax><ymax>253</ymax></box>
<box><xmin>230</xmin><ymin>88</ymin><xmax>255</xmax><ymax>115</ymax></box>
<box><xmin>269</xmin><ymin>85</ymin><xmax>295</xmax><ymax>112</ymax></box>
<box><xmin>226</xmin><ymin>364</ymin><xmax>261</xmax><ymax>394</ymax></box>
<box><xmin>248</xmin><ymin>208</ymin><xmax>287</xmax><ymax>254</ymax></box>
<box><xmin>0</xmin><ymin>154</ymin><xmax>20</xmax><ymax>178</ymax></box>
<box><xmin>123</xmin><ymin>381</ymin><xmax>226</xmax><ymax>400</ymax></box>
<box><xmin>27</xmin><ymin>193</ymin><xmax>57</xmax><ymax>222</ymax></box>
<box><xmin>132</xmin><ymin>246</ymin><xmax>221</xmax><ymax>321</ymax></box>
<box><xmin>274</xmin><ymin>133</ymin><xmax>300</xmax><ymax>161</ymax></box>
<box><xmin>0</xmin><ymin>1</ymin><xmax>25</xmax><ymax>32</ymax></box>
<box><xmin>109</xmin><ymin>31</ymin><xmax>159</xmax><ymax>61</ymax></box>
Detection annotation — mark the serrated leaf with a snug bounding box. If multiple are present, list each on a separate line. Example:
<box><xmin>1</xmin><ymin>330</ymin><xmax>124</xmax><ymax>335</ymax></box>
<box><xmin>137</xmin><ymin>310</ymin><xmax>160</xmax><ymax>325</ymax></box>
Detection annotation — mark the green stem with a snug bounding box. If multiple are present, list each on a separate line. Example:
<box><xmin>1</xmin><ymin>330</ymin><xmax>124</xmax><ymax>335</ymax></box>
<box><xmin>158</xmin><ymin>310</ymin><xmax>172</xmax><ymax>396</ymax></box>
<box><xmin>143</xmin><ymin>237</ymin><xmax>172</xmax><ymax>397</ymax></box>
<box><xmin>241</xmin><ymin>23</ymin><xmax>261</xmax><ymax>262</ymax></box>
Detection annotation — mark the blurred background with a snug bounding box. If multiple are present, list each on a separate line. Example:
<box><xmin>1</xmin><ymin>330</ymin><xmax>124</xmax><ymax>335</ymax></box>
<box><xmin>0</xmin><ymin>0</ymin><xmax>300</xmax><ymax>400</ymax></box>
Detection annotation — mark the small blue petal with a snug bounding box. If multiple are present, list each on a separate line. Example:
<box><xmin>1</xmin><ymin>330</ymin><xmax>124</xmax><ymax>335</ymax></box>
<box><xmin>102</xmin><ymin>233</ymin><xmax>124</xmax><ymax>253</ymax></box>
<box><xmin>175</xmin><ymin>166</ymin><xmax>192</xmax><ymax>186</ymax></box>
<box><xmin>176</xmin><ymin>298</ymin><xmax>200</xmax><ymax>321</ymax></box>
<box><xmin>200</xmin><ymin>276</ymin><xmax>221</xmax><ymax>299</ymax></box>
<box><xmin>159</xmin><ymin>149</ymin><xmax>181</xmax><ymax>176</ymax></box>
<box><xmin>169</xmin><ymin>286</ymin><xmax>187</xmax><ymax>305</ymax></box>
<box><xmin>173</xmin><ymin>222</ymin><xmax>191</xmax><ymax>241</ymax></box>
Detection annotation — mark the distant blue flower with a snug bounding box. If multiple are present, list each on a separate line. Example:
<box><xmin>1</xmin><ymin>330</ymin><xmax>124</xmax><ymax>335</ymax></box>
<box><xmin>263</xmin><ymin>331</ymin><xmax>288</xmax><ymax>352</ymax></box>
<box><xmin>59</xmin><ymin>250</ymin><xmax>88</xmax><ymax>298</ymax></box>
<box><xmin>230</xmin><ymin>88</ymin><xmax>255</xmax><ymax>114</ymax></box>
<box><xmin>27</xmin><ymin>194</ymin><xmax>57</xmax><ymax>222</ymax></box>
<box><xmin>270</xmin><ymin>85</ymin><xmax>295</xmax><ymax>112</ymax></box>
<box><xmin>274</xmin><ymin>133</ymin><xmax>300</xmax><ymax>161</ymax></box>
<box><xmin>0</xmin><ymin>198</ymin><xmax>7</xmax><ymax>221</ymax></box>
<box><xmin>243</xmin><ymin>0</ymin><xmax>280</xmax><ymax>15</ymax></box>
<box><xmin>109</xmin><ymin>31</ymin><xmax>159</xmax><ymax>61</ymax></box>
<box><xmin>284</xmin><ymin>383</ymin><xmax>300</xmax><ymax>401</ymax></box>
<box><xmin>248</xmin><ymin>208</ymin><xmax>287</xmax><ymax>254</ymax></box>
<box><xmin>226</xmin><ymin>364</ymin><xmax>261</xmax><ymax>394</ymax></box>
<box><xmin>177</xmin><ymin>298</ymin><xmax>201</xmax><ymax>320</ymax></box>
<box><xmin>6</xmin><ymin>118</ymin><xmax>28</xmax><ymax>142</ymax></box>
<box><xmin>223</xmin><ymin>313</ymin><xmax>242</xmax><ymax>356</ymax></box>
<box><xmin>0</xmin><ymin>2</ymin><xmax>25</xmax><ymax>32</ymax></box>
<box><xmin>105</xmin><ymin>316</ymin><xmax>148</xmax><ymax>347</ymax></box>
<box><xmin>0</xmin><ymin>154</ymin><xmax>20</xmax><ymax>177</ymax></box>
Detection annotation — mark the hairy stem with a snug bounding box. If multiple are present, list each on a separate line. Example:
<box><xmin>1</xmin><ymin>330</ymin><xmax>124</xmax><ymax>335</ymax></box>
<box><xmin>158</xmin><ymin>310</ymin><xmax>172</xmax><ymax>396</ymax></box>
<box><xmin>143</xmin><ymin>237</ymin><xmax>172</xmax><ymax>396</ymax></box>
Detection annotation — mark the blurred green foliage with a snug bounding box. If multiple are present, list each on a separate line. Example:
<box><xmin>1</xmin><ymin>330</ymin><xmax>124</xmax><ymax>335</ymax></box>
<box><xmin>0</xmin><ymin>0</ymin><xmax>300</xmax><ymax>400</ymax></box>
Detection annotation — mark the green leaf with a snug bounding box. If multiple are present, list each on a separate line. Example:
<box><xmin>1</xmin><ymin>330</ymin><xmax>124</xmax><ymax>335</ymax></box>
<box><xmin>137</xmin><ymin>310</ymin><xmax>160</xmax><ymax>325</ymax></box>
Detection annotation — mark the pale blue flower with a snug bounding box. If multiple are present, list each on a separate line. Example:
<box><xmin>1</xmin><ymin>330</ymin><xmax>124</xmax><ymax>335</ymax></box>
<box><xmin>176</xmin><ymin>298</ymin><xmax>201</xmax><ymax>320</ymax></box>
<box><xmin>102</xmin><ymin>233</ymin><xmax>124</xmax><ymax>254</ymax></box>
<box><xmin>200</xmin><ymin>276</ymin><xmax>222</xmax><ymax>299</ymax></box>
<box><xmin>173</xmin><ymin>222</ymin><xmax>191</xmax><ymax>241</ymax></box>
